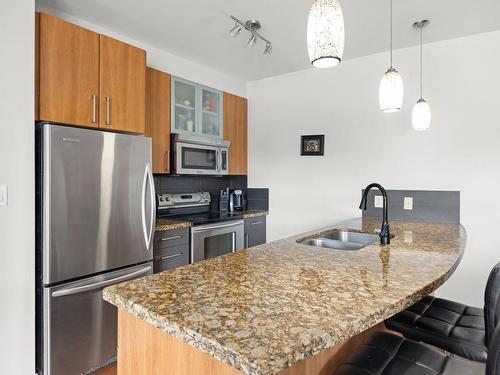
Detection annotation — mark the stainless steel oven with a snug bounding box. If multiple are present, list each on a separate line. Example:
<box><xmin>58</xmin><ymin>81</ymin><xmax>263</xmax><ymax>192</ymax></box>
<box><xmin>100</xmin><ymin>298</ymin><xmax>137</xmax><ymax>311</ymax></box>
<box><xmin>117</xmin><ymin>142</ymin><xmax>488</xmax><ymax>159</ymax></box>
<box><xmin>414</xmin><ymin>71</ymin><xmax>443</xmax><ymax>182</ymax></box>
<box><xmin>171</xmin><ymin>133</ymin><xmax>229</xmax><ymax>175</ymax></box>
<box><xmin>190</xmin><ymin>220</ymin><xmax>244</xmax><ymax>263</ymax></box>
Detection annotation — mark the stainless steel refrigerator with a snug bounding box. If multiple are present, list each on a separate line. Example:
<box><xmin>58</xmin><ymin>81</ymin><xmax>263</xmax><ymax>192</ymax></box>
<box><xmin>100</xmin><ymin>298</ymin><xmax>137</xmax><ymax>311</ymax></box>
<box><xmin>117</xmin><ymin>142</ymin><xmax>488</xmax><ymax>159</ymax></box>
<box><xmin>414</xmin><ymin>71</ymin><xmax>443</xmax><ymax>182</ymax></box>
<box><xmin>36</xmin><ymin>123</ymin><xmax>156</xmax><ymax>375</ymax></box>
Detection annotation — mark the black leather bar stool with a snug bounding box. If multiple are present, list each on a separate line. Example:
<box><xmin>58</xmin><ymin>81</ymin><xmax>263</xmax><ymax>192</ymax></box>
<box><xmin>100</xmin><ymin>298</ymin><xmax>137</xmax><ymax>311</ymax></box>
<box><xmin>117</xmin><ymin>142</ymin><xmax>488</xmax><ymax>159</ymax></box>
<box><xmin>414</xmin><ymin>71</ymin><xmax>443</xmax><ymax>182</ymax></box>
<box><xmin>385</xmin><ymin>262</ymin><xmax>500</xmax><ymax>363</ymax></box>
<box><xmin>334</xmin><ymin>322</ymin><xmax>500</xmax><ymax>375</ymax></box>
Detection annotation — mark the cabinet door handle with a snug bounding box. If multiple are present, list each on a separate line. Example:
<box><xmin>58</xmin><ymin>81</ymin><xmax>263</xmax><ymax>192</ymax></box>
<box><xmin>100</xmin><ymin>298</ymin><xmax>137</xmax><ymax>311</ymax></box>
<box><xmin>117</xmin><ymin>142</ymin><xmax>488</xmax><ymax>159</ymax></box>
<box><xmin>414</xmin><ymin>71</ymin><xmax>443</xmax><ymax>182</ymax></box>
<box><xmin>250</xmin><ymin>221</ymin><xmax>263</xmax><ymax>226</ymax></box>
<box><xmin>166</xmin><ymin>152</ymin><xmax>170</xmax><ymax>172</ymax></box>
<box><xmin>159</xmin><ymin>253</ymin><xmax>182</xmax><ymax>261</ymax></box>
<box><xmin>105</xmin><ymin>97</ymin><xmax>111</xmax><ymax>126</ymax></box>
<box><xmin>91</xmin><ymin>94</ymin><xmax>97</xmax><ymax>123</ymax></box>
<box><xmin>244</xmin><ymin>234</ymin><xmax>249</xmax><ymax>249</ymax></box>
<box><xmin>160</xmin><ymin>235</ymin><xmax>182</xmax><ymax>242</ymax></box>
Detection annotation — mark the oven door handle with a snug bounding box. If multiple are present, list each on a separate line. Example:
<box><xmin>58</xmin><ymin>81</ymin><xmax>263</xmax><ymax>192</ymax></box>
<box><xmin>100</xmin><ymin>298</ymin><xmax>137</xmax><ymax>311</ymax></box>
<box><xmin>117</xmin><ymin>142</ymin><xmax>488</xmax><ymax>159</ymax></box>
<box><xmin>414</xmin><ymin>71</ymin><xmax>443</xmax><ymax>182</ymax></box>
<box><xmin>191</xmin><ymin>220</ymin><xmax>244</xmax><ymax>233</ymax></box>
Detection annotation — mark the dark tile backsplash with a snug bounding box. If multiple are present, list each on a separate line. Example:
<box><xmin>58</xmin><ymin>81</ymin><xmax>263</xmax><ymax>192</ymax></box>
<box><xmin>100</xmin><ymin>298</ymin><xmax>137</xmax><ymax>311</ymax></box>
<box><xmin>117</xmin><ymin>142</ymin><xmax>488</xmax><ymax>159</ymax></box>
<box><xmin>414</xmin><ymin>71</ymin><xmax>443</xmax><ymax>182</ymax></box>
<box><xmin>154</xmin><ymin>175</ymin><xmax>268</xmax><ymax>211</ymax></box>
<box><xmin>247</xmin><ymin>188</ymin><xmax>269</xmax><ymax>211</ymax></box>
<box><xmin>362</xmin><ymin>190</ymin><xmax>460</xmax><ymax>224</ymax></box>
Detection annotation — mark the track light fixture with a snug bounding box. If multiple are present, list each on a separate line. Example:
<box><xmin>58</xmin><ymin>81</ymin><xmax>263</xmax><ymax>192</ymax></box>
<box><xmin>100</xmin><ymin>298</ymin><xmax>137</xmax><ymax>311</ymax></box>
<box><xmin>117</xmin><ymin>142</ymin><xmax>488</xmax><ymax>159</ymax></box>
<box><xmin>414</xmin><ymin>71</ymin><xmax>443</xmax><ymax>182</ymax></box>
<box><xmin>229</xmin><ymin>15</ymin><xmax>273</xmax><ymax>56</ymax></box>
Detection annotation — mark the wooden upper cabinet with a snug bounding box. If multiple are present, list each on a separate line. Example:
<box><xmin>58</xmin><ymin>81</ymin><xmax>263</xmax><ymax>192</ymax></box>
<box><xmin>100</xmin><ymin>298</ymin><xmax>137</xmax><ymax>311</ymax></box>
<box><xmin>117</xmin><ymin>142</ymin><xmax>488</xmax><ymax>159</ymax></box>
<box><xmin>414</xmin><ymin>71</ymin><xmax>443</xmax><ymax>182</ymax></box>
<box><xmin>223</xmin><ymin>92</ymin><xmax>248</xmax><ymax>175</ymax></box>
<box><xmin>100</xmin><ymin>35</ymin><xmax>146</xmax><ymax>133</ymax></box>
<box><xmin>145</xmin><ymin>67</ymin><xmax>171</xmax><ymax>174</ymax></box>
<box><xmin>38</xmin><ymin>13</ymin><xmax>99</xmax><ymax>127</ymax></box>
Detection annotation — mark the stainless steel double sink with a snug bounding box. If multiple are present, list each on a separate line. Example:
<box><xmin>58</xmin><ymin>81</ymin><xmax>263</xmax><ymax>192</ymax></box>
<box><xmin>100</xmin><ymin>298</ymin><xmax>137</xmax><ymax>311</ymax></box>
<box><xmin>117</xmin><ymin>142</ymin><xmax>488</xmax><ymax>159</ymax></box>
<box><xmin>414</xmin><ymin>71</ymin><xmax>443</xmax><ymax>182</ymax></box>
<box><xmin>299</xmin><ymin>230</ymin><xmax>380</xmax><ymax>251</ymax></box>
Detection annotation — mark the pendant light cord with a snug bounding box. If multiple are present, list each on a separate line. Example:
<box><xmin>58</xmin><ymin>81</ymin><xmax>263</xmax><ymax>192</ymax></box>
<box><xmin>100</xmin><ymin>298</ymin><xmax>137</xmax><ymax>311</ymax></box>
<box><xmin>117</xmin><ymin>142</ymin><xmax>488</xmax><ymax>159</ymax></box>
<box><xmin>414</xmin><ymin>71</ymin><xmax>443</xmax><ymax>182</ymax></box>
<box><xmin>390</xmin><ymin>0</ymin><xmax>393</xmax><ymax>68</ymax></box>
<box><xmin>420</xmin><ymin>26</ymin><xmax>423</xmax><ymax>99</ymax></box>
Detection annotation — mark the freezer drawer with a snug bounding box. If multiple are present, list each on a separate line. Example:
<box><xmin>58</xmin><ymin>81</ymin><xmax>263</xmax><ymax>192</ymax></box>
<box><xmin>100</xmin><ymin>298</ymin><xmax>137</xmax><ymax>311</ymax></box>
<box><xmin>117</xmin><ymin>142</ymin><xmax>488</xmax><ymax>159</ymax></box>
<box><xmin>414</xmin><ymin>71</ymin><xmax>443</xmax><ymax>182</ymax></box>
<box><xmin>39</xmin><ymin>263</ymin><xmax>152</xmax><ymax>375</ymax></box>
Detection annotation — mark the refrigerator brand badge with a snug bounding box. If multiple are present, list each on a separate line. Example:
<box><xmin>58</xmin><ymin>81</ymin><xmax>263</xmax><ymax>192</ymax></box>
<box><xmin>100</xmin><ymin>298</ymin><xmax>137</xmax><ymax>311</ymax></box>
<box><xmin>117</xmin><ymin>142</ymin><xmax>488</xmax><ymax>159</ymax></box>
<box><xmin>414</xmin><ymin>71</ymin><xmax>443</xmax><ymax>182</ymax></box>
<box><xmin>62</xmin><ymin>137</ymin><xmax>81</xmax><ymax>143</ymax></box>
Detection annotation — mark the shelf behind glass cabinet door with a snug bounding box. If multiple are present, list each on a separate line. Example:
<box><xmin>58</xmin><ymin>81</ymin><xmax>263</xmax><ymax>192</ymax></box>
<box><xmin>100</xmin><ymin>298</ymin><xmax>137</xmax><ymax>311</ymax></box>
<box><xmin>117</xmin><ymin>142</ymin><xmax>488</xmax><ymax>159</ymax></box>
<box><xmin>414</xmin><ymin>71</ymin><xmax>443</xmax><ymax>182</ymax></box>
<box><xmin>200</xmin><ymin>87</ymin><xmax>222</xmax><ymax>138</ymax></box>
<box><xmin>173</xmin><ymin>78</ymin><xmax>197</xmax><ymax>134</ymax></box>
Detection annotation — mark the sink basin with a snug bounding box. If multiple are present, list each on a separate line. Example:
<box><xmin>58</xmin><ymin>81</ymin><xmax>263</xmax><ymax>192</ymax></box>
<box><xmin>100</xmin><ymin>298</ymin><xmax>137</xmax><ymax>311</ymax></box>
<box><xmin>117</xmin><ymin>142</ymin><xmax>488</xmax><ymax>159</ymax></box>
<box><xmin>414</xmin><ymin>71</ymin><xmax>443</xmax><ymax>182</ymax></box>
<box><xmin>299</xmin><ymin>230</ymin><xmax>380</xmax><ymax>251</ymax></box>
<box><xmin>322</xmin><ymin>230</ymin><xmax>380</xmax><ymax>245</ymax></box>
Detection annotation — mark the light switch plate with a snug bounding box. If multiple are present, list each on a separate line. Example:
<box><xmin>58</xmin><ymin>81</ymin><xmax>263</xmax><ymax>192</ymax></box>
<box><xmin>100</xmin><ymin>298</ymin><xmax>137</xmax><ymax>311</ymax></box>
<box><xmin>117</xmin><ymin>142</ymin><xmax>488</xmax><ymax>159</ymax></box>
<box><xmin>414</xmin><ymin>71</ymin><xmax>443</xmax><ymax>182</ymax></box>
<box><xmin>0</xmin><ymin>185</ymin><xmax>7</xmax><ymax>206</ymax></box>
<box><xmin>374</xmin><ymin>195</ymin><xmax>384</xmax><ymax>208</ymax></box>
<box><xmin>404</xmin><ymin>197</ymin><xmax>413</xmax><ymax>210</ymax></box>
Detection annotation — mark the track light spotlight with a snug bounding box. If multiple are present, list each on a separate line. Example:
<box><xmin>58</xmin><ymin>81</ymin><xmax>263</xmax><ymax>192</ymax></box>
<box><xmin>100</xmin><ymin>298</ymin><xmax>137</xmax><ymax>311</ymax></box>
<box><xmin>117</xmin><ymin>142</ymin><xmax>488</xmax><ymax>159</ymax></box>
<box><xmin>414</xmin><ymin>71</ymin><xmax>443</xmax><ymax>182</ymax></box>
<box><xmin>248</xmin><ymin>34</ymin><xmax>257</xmax><ymax>47</ymax></box>
<box><xmin>263</xmin><ymin>43</ymin><xmax>272</xmax><ymax>55</ymax></box>
<box><xmin>229</xmin><ymin>23</ymin><xmax>241</xmax><ymax>37</ymax></box>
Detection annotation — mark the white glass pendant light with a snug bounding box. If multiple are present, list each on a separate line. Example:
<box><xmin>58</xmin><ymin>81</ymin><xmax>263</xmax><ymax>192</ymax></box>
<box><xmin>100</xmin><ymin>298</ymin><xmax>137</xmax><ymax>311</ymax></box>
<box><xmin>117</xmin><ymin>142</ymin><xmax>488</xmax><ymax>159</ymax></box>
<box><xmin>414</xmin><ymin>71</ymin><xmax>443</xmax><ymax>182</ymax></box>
<box><xmin>379</xmin><ymin>0</ymin><xmax>403</xmax><ymax>113</ymax></box>
<box><xmin>412</xmin><ymin>20</ymin><xmax>431</xmax><ymax>131</ymax></box>
<box><xmin>307</xmin><ymin>0</ymin><xmax>345</xmax><ymax>68</ymax></box>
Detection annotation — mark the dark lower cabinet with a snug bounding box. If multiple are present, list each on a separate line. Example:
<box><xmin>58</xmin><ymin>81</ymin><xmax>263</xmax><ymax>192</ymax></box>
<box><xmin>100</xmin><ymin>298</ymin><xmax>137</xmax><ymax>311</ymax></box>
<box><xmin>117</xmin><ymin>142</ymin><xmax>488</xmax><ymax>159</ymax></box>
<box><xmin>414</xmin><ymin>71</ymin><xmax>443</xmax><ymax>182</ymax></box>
<box><xmin>153</xmin><ymin>227</ymin><xmax>190</xmax><ymax>273</ymax></box>
<box><xmin>244</xmin><ymin>216</ymin><xmax>267</xmax><ymax>248</ymax></box>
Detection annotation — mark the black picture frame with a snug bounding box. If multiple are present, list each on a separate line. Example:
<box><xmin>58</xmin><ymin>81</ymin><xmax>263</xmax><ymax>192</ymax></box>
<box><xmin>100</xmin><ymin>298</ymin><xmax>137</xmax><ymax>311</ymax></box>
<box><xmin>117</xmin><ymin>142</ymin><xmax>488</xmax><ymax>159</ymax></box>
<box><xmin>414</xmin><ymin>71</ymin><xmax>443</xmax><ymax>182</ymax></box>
<box><xmin>300</xmin><ymin>135</ymin><xmax>325</xmax><ymax>156</ymax></box>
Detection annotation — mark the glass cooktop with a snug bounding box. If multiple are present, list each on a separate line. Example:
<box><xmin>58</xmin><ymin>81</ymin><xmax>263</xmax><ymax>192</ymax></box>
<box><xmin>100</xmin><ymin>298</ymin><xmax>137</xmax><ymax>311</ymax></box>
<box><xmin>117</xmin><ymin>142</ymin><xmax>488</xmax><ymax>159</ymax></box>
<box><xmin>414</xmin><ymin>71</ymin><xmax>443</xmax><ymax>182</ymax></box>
<box><xmin>161</xmin><ymin>211</ymin><xmax>244</xmax><ymax>226</ymax></box>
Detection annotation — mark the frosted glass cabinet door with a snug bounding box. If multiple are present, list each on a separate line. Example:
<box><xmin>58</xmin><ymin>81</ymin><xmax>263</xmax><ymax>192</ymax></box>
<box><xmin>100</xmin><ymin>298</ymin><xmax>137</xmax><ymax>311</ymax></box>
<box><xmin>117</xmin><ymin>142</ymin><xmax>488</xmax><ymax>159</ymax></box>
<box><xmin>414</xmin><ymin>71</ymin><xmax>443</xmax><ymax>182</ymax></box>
<box><xmin>201</xmin><ymin>87</ymin><xmax>223</xmax><ymax>138</ymax></box>
<box><xmin>173</xmin><ymin>77</ymin><xmax>197</xmax><ymax>134</ymax></box>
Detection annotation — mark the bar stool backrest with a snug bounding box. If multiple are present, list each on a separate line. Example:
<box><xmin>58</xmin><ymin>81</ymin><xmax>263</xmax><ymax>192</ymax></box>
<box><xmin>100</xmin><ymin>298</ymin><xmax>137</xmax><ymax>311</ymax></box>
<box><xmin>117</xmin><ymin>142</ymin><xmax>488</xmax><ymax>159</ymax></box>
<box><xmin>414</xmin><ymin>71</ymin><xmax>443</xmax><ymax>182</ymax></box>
<box><xmin>485</xmin><ymin>262</ymin><xmax>500</xmax><ymax>345</ymax></box>
<box><xmin>487</xmin><ymin>323</ymin><xmax>500</xmax><ymax>375</ymax></box>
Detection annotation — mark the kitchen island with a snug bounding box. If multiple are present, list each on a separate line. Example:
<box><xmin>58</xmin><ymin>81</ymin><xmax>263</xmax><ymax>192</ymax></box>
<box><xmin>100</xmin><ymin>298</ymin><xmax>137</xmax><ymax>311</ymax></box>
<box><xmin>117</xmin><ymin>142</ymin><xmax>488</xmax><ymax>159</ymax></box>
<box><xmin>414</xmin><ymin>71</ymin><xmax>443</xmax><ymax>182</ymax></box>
<box><xmin>103</xmin><ymin>218</ymin><xmax>465</xmax><ymax>375</ymax></box>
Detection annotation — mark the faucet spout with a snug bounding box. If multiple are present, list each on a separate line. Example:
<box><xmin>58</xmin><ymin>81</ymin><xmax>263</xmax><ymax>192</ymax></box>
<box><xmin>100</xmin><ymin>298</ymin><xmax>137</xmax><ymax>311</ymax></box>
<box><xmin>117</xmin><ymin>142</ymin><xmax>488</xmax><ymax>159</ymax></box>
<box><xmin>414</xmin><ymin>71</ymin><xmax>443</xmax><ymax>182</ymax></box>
<box><xmin>359</xmin><ymin>183</ymin><xmax>390</xmax><ymax>245</ymax></box>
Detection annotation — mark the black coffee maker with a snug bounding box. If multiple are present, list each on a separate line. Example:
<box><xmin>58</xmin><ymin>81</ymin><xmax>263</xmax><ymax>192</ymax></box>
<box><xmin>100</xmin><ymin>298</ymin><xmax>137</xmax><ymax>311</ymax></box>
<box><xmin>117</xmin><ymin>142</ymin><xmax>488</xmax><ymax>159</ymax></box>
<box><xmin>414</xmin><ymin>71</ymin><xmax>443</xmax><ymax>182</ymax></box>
<box><xmin>229</xmin><ymin>189</ymin><xmax>247</xmax><ymax>212</ymax></box>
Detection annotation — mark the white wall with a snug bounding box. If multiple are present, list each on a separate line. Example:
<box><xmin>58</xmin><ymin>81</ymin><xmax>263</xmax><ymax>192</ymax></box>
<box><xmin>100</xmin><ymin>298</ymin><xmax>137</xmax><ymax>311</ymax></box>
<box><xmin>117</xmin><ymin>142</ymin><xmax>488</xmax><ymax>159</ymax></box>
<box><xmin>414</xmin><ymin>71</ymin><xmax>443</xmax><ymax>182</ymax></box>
<box><xmin>0</xmin><ymin>1</ymin><xmax>35</xmax><ymax>374</ymax></box>
<box><xmin>247</xmin><ymin>31</ymin><xmax>500</xmax><ymax>307</ymax></box>
<box><xmin>36</xmin><ymin>4</ymin><xmax>247</xmax><ymax>98</ymax></box>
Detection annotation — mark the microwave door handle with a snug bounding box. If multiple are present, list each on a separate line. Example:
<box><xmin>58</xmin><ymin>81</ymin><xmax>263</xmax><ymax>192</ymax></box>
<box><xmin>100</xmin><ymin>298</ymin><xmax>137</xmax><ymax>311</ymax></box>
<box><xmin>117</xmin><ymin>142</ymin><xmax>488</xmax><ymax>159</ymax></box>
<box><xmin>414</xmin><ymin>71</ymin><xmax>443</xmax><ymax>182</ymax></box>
<box><xmin>218</xmin><ymin>149</ymin><xmax>223</xmax><ymax>173</ymax></box>
<box><xmin>216</xmin><ymin>149</ymin><xmax>221</xmax><ymax>173</ymax></box>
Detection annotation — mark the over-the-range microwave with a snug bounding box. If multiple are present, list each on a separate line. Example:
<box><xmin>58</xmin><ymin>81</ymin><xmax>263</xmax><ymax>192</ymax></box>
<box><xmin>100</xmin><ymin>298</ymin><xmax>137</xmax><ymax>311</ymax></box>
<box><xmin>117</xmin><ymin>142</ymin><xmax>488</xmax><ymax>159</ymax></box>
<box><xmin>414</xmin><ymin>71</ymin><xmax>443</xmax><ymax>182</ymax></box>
<box><xmin>171</xmin><ymin>133</ymin><xmax>230</xmax><ymax>176</ymax></box>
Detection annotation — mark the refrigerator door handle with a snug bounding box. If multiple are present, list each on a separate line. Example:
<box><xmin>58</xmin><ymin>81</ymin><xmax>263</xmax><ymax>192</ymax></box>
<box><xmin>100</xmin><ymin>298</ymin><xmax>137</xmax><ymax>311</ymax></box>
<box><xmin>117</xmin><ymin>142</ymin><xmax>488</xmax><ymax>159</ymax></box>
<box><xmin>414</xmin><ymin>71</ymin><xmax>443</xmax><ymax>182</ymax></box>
<box><xmin>51</xmin><ymin>266</ymin><xmax>152</xmax><ymax>298</ymax></box>
<box><xmin>146</xmin><ymin>163</ymin><xmax>155</xmax><ymax>250</ymax></box>
<box><xmin>141</xmin><ymin>163</ymin><xmax>155</xmax><ymax>251</ymax></box>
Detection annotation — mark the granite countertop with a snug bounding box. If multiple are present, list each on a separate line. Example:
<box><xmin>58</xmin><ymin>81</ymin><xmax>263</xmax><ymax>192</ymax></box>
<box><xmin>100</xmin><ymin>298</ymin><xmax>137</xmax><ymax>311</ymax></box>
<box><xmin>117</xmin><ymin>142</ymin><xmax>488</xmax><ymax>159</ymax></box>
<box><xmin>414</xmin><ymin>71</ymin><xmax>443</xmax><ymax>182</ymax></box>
<box><xmin>155</xmin><ymin>218</ymin><xmax>192</xmax><ymax>231</ymax></box>
<box><xmin>155</xmin><ymin>210</ymin><xmax>268</xmax><ymax>232</ymax></box>
<box><xmin>104</xmin><ymin>218</ymin><xmax>465</xmax><ymax>375</ymax></box>
<box><xmin>240</xmin><ymin>210</ymin><xmax>269</xmax><ymax>219</ymax></box>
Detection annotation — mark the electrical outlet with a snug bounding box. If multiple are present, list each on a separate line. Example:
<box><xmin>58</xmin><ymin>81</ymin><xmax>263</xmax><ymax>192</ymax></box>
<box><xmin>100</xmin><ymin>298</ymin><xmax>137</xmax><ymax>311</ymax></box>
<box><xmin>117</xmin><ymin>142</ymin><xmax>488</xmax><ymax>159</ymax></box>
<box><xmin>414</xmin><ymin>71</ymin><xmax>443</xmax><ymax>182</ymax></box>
<box><xmin>404</xmin><ymin>197</ymin><xmax>413</xmax><ymax>210</ymax></box>
<box><xmin>0</xmin><ymin>185</ymin><xmax>7</xmax><ymax>206</ymax></box>
<box><xmin>374</xmin><ymin>195</ymin><xmax>384</xmax><ymax>208</ymax></box>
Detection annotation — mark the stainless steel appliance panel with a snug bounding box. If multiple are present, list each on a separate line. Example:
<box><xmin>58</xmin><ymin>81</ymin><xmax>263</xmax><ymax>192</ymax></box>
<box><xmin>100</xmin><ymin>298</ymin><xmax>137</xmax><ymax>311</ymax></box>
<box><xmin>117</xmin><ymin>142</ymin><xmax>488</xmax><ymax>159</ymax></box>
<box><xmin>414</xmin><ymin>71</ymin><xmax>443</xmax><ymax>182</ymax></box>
<box><xmin>171</xmin><ymin>133</ymin><xmax>229</xmax><ymax>176</ymax></box>
<box><xmin>190</xmin><ymin>220</ymin><xmax>244</xmax><ymax>263</ymax></box>
<box><xmin>42</xmin><ymin>124</ymin><xmax>155</xmax><ymax>284</ymax></box>
<box><xmin>43</xmin><ymin>263</ymin><xmax>152</xmax><ymax>375</ymax></box>
<box><xmin>175</xmin><ymin>141</ymin><xmax>219</xmax><ymax>175</ymax></box>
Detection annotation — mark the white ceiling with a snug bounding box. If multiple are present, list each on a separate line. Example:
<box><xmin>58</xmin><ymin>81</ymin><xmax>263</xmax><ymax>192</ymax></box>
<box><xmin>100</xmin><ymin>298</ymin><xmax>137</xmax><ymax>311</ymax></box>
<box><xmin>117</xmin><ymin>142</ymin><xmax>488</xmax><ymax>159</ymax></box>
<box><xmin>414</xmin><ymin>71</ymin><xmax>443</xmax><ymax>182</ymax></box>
<box><xmin>38</xmin><ymin>0</ymin><xmax>500</xmax><ymax>81</ymax></box>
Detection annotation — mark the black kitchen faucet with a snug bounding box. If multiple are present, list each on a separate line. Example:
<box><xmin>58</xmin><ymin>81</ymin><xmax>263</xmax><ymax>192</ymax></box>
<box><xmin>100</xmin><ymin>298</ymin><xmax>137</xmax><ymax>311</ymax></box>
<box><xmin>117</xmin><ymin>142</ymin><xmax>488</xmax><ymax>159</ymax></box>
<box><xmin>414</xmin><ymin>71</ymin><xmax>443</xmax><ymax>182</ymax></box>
<box><xmin>359</xmin><ymin>183</ymin><xmax>390</xmax><ymax>245</ymax></box>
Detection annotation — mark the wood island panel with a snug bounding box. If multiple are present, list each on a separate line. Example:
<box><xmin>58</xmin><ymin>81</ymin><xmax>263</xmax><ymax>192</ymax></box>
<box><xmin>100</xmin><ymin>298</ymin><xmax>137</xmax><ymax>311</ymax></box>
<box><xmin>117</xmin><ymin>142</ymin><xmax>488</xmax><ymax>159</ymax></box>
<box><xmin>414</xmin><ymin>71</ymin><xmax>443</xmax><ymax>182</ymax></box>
<box><xmin>117</xmin><ymin>309</ymin><xmax>242</xmax><ymax>375</ymax></box>
<box><xmin>117</xmin><ymin>309</ymin><xmax>385</xmax><ymax>375</ymax></box>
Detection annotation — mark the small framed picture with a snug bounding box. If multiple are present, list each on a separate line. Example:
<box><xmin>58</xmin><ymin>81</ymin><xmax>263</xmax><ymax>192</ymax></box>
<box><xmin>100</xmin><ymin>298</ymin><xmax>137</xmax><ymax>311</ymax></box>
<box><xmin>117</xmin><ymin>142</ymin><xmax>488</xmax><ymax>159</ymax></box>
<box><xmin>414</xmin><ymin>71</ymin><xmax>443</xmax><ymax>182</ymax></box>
<box><xmin>300</xmin><ymin>135</ymin><xmax>325</xmax><ymax>156</ymax></box>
